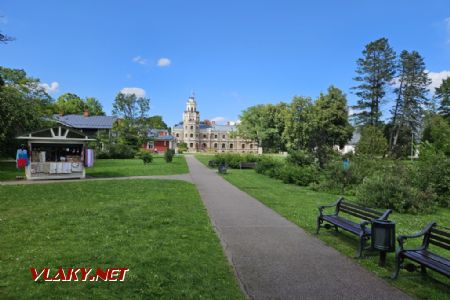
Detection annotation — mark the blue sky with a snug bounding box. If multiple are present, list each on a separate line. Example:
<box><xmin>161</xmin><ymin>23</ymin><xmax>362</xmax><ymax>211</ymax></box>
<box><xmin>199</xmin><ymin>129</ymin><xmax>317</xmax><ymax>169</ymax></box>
<box><xmin>1</xmin><ymin>1</ymin><xmax>449</xmax><ymax>126</ymax></box>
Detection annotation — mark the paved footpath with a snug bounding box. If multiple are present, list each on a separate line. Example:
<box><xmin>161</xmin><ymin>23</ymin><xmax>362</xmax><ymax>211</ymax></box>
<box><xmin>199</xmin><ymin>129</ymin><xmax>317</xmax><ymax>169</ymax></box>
<box><xmin>186</xmin><ymin>155</ymin><xmax>410</xmax><ymax>300</ymax></box>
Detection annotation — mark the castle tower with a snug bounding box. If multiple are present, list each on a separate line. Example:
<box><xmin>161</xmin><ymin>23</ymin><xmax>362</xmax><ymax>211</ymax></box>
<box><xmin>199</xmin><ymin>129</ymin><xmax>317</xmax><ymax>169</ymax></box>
<box><xmin>183</xmin><ymin>96</ymin><xmax>200</xmax><ymax>151</ymax></box>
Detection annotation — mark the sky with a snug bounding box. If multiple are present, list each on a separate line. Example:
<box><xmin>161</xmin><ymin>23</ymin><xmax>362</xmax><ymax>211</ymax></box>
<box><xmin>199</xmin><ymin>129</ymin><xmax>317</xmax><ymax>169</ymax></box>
<box><xmin>1</xmin><ymin>0</ymin><xmax>450</xmax><ymax>126</ymax></box>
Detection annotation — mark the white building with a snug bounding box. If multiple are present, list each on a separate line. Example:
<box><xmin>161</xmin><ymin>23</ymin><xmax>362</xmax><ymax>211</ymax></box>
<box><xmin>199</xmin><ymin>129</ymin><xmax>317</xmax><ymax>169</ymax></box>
<box><xmin>172</xmin><ymin>96</ymin><xmax>257</xmax><ymax>153</ymax></box>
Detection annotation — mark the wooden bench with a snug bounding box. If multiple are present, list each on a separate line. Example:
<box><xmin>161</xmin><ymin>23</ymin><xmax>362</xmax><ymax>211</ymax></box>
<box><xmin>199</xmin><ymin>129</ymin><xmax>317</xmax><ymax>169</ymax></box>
<box><xmin>392</xmin><ymin>222</ymin><xmax>450</xmax><ymax>279</ymax></box>
<box><xmin>239</xmin><ymin>162</ymin><xmax>257</xmax><ymax>169</ymax></box>
<box><xmin>208</xmin><ymin>160</ymin><xmax>218</xmax><ymax>168</ymax></box>
<box><xmin>317</xmin><ymin>197</ymin><xmax>392</xmax><ymax>258</ymax></box>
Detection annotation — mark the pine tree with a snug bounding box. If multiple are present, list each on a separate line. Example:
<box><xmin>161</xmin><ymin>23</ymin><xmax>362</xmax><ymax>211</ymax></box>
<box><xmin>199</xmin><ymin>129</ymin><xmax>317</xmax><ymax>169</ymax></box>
<box><xmin>352</xmin><ymin>38</ymin><xmax>396</xmax><ymax>126</ymax></box>
<box><xmin>435</xmin><ymin>77</ymin><xmax>450</xmax><ymax>121</ymax></box>
<box><xmin>390</xmin><ymin>50</ymin><xmax>430</xmax><ymax>154</ymax></box>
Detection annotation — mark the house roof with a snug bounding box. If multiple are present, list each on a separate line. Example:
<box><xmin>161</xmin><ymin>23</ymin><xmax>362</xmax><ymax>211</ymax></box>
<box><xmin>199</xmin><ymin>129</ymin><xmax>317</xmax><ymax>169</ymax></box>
<box><xmin>173</xmin><ymin>123</ymin><xmax>237</xmax><ymax>132</ymax></box>
<box><xmin>53</xmin><ymin>114</ymin><xmax>117</xmax><ymax>129</ymax></box>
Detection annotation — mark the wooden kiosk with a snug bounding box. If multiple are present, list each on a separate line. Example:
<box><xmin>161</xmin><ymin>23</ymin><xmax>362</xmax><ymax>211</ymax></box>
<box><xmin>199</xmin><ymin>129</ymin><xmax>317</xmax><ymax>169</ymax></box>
<box><xmin>16</xmin><ymin>126</ymin><xmax>95</xmax><ymax>180</ymax></box>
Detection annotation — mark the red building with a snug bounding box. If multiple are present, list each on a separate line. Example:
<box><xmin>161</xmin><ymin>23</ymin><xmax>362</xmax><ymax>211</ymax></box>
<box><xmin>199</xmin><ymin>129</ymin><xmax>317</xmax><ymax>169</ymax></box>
<box><xmin>143</xmin><ymin>129</ymin><xmax>175</xmax><ymax>153</ymax></box>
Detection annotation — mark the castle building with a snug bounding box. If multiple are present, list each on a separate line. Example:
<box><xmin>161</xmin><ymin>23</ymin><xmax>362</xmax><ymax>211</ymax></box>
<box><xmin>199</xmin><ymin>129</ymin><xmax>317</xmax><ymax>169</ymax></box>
<box><xmin>172</xmin><ymin>96</ymin><xmax>257</xmax><ymax>153</ymax></box>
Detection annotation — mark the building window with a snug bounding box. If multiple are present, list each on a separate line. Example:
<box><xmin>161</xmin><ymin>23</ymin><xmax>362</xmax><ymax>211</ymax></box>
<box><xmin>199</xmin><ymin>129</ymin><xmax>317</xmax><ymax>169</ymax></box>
<box><xmin>202</xmin><ymin>143</ymin><xmax>207</xmax><ymax>149</ymax></box>
<box><xmin>214</xmin><ymin>143</ymin><xmax>218</xmax><ymax>148</ymax></box>
<box><xmin>203</xmin><ymin>134</ymin><xmax>206</xmax><ymax>138</ymax></box>
<box><xmin>250</xmin><ymin>144</ymin><xmax>253</xmax><ymax>149</ymax></box>
<box><xmin>185</xmin><ymin>134</ymin><xmax>187</xmax><ymax>138</ymax></box>
<box><xmin>222</xmin><ymin>143</ymin><xmax>226</xmax><ymax>149</ymax></box>
<box><xmin>190</xmin><ymin>133</ymin><xmax>193</xmax><ymax>138</ymax></box>
<box><xmin>214</xmin><ymin>135</ymin><xmax>218</xmax><ymax>139</ymax></box>
<box><xmin>230</xmin><ymin>144</ymin><xmax>233</xmax><ymax>149</ymax></box>
<box><xmin>190</xmin><ymin>125</ymin><xmax>193</xmax><ymax>130</ymax></box>
<box><xmin>190</xmin><ymin>143</ymin><xmax>193</xmax><ymax>148</ymax></box>
<box><xmin>242</xmin><ymin>144</ymin><xmax>245</xmax><ymax>149</ymax></box>
<box><xmin>176</xmin><ymin>133</ymin><xmax>179</xmax><ymax>137</ymax></box>
<box><xmin>222</xmin><ymin>135</ymin><xmax>225</xmax><ymax>139</ymax></box>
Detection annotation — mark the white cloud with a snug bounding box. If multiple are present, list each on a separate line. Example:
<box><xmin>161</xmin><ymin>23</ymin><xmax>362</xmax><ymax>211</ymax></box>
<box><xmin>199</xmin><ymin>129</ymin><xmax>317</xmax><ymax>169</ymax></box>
<box><xmin>132</xmin><ymin>56</ymin><xmax>148</xmax><ymax>65</ymax></box>
<box><xmin>157</xmin><ymin>57</ymin><xmax>171</xmax><ymax>67</ymax></box>
<box><xmin>211</xmin><ymin>116</ymin><xmax>226</xmax><ymax>123</ymax></box>
<box><xmin>427</xmin><ymin>70</ymin><xmax>450</xmax><ymax>90</ymax></box>
<box><xmin>120</xmin><ymin>87</ymin><xmax>146</xmax><ymax>98</ymax></box>
<box><xmin>40</xmin><ymin>81</ymin><xmax>59</xmax><ymax>94</ymax></box>
<box><xmin>348</xmin><ymin>107</ymin><xmax>355</xmax><ymax>116</ymax></box>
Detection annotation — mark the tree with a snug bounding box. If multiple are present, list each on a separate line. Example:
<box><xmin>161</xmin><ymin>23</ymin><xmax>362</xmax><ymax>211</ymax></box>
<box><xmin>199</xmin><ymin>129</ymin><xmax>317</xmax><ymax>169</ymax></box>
<box><xmin>112</xmin><ymin>92</ymin><xmax>151</xmax><ymax>148</ymax></box>
<box><xmin>352</xmin><ymin>38</ymin><xmax>396</xmax><ymax>126</ymax></box>
<box><xmin>55</xmin><ymin>93</ymin><xmax>85</xmax><ymax>115</ymax></box>
<box><xmin>308</xmin><ymin>86</ymin><xmax>353</xmax><ymax>167</ymax></box>
<box><xmin>144</xmin><ymin>115</ymin><xmax>168</xmax><ymax>129</ymax></box>
<box><xmin>356</xmin><ymin>126</ymin><xmax>388</xmax><ymax>157</ymax></box>
<box><xmin>389</xmin><ymin>50</ymin><xmax>430</xmax><ymax>155</ymax></box>
<box><xmin>237</xmin><ymin>103</ymin><xmax>288</xmax><ymax>152</ymax></box>
<box><xmin>0</xmin><ymin>67</ymin><xmax>53</xmax><ymax>156</ymax></box>
<box><xmin>435</xmin><ymin>77</ymin><xmax>450</xmax><ymax>121</ymax></box>
<box><xmin>422</xmin><ymin>114</ymin><xmax>450</xmax><ymax>156</ymax></box>
<box><xmin>84</xmin><ymin>97</ymin><xmax>105</xmax><ymax>116</ymax></box>
<box><xmin>283</xmin><ymin>96</ymin><xmax>313</xmax><ymax>150</ymax></box>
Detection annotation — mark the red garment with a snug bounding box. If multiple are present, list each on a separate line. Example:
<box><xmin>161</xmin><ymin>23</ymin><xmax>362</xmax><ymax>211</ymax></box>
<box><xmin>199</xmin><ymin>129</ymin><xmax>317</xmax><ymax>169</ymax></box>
<box><xmin>17</xmin><ymin>158</ymin><xmax>27</xmax><ymax>168</ymax></box>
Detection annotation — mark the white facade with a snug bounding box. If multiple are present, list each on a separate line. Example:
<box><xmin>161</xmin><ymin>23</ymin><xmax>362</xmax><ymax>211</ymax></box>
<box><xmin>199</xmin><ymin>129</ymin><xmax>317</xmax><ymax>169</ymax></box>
<box><xmin>172</xmin><ymin>96</ymin><xmax>257</xmax><ymax>153</ymax></box>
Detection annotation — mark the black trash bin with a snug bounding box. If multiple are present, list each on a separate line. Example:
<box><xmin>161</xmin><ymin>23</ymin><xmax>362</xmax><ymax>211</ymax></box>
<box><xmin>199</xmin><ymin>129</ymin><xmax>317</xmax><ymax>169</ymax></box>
<box><xmin>372</xmin><ymin>219</ymin><xmax>396</xmax><ymax>266</ymax></box>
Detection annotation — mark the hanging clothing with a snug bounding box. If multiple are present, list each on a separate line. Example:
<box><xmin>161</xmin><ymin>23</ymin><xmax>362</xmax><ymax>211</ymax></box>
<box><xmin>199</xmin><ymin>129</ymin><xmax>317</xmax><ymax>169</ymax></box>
<box><xmin>16</xmin><ymin>149</ymin><xmax>29</xmax><ymax>169</ymax></box>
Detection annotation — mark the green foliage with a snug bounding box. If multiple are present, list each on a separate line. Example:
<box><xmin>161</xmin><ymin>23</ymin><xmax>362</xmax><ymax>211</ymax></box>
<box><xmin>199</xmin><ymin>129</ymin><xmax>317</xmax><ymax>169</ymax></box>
<box><xmin>144</xmin><ymin>115</ymin><xmax>168</xmax><ymax>129</ymax></box>
<box><xmin>286</xmin><ymin>149</ymin><xmax>315</xmax><ymax>166</ymax></box>
<box><xmin>177</xmin><ymin>142</ymin><xmax>188</xmax><ymax>154</ymax></box>
<box><xmin>435</xmin><ymin>77</ymin><xmax>450</xmax><ymax>120</ymax></box>
<box><xmin>136</xmin><ymin>149</ymin><xmax>153</xmax><ymax>164</ymax></box>
<box><xmin>278</xmin><ymin>164</ymin><xmax>319</xmax><ymax>186</ymax></box>
<box><xmin>356</xmin><ymin>126</ymin><xmax>388</xmax><ymax>156</ymax></box>
<box><xmin>164</xmin><ymin>149</ymin><xmax>175</xmax><ymax>163</ymax></box>
<box><xmin>97</xmin><ymin>143</ymin><xmax>137</xmax><ymax>159</ymax></box>
<box><xmin>55</xmin><ymin>93</ymin><xmax>105</xmax><ymax>115</ymax></box>
<box><xmin>254</xmin><ymin>156</ymin><xmax>284</xmax><ymax>178</ymax></box>
<box><xmin>84</xmin><ymin>97</ymin><xmax>105</xmax><ymax>115</ymax></box>
<box><xmin>416</xmin><ymin>143</ymin><xmax>450</xmax><ymax>207</ymax></box>
<box><xmin>283</xmin><ymin>96</ymin><xmax>313</xmax><ymax>150</ymax></box>
<box><xmin>237</xmin><ymin>102</ymin><xmax>288</xmax><ymax>152</ymax></box>
<box><xmin>352</xmin><ymin>37</ymin><xmax>397</xmax><ymax>126</ymax></box>
<box><xmin>214</xmin><ymin>153</ymin><xmax>260</xmax><ymax>169</ymax></box>
<box><xmin>0</xmin><ymin>67</ymin><xmax>54</xmax><ymax>156</ymax></box>
<box><xmin>422</xmin><ymin>115</ymin><xmax>450</xmax><ymax>155</ymax></box>
<box><xmin>356</xmin><ymin>164</ymin><xmax>437</xmax><ymax>214</ymax></box>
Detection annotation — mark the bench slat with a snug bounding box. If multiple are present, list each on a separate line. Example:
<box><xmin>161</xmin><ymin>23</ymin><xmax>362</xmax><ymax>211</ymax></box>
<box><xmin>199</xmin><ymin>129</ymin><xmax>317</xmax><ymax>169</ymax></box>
<box><xmin>403</xmin><ymin>251</ymin><xmax>450</xmax><ymax>276</ymax></box>
<box><xmin>432</xmin><ymin>228</ymin><xmax>450</xmax><ymax>238</ymax></box>
<box><xmin>429</xmin><ymin>233</ymin><xmax>450</xmax><ymax>247</ymax></box>
<box><xmin>429</xmin><ymin>239</ymin><xmax>450</xmax><ymax>251</ymax></box>
<box><xmin>341</xmin><ymin>201</ymin><xmax>383</xmax><ymax>216</ymax></box>
<box><xmin>340</xmin><ymin>204</ymin><xmax>380</xmax><ymax>220</ymax></box>
<box><xmin>322</xmin><ymin>215</ymin><xmax>369</xmax><ymax>235</ymax></box>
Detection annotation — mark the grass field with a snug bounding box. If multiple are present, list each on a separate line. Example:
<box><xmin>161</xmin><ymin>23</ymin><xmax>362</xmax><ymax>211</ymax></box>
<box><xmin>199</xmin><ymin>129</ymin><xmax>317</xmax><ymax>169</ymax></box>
<box><xmin>195</xmin><ymin>154</ymin><xmax>450</xmax><ymax>300</ymax></box>
<box><xmin>0</xmin><ymin>179</ymin><xmax>243</xmax><ymax>299</ymax></box>
<box><xmin>0</xmin><ymin>156</ymin><xmax>189</xmax><ymax>181</ymax></box>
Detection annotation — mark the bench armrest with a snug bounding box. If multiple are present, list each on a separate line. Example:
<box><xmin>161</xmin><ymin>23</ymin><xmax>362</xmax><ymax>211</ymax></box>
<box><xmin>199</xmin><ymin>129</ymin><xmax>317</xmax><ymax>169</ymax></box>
<box><xmin>377</xmin><ymin>209</ymin><xmax>392</xmax><ymax>221</ymax></box>
<box><xmin>360</xmin><ymin>220</ymin><xmax>370</xmax><ymax>232</ymax></box>
<box><xmin>397</xmin><ymin>222</ymin><xmax>436</xmax><ymax>251</ymax></box>
<box><xmin>318</xmin><ymin>197</ymin><xmax>343</xmax><ymax>217</ymax></box>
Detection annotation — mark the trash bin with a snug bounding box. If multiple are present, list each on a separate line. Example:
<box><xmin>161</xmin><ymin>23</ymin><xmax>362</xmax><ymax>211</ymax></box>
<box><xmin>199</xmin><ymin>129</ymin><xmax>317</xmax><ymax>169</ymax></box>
<box><xmin>372</xmin><ymin>219</ymin><xmax>396</xmax><ymax>266</ymax></box>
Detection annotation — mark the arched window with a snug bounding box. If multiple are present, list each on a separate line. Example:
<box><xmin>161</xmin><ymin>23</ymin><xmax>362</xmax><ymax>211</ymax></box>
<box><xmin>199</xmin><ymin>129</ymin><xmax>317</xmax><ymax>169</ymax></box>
<box><xmin>176</xmin><ymin>133</ymin><xmax>179</xmax><ymax>137</ymax></box>
<box><xmin>222</xmin><ymin>135</ymin><xmax>226</xmax><ymax>139</ymax></box>
<box><xmin>250</xmin><ymin>144</ymin><xmax>253</xmax><ymax>149</ymax></box>
<box><xmin>190</xmin><ymin>126</ymin><xmax>193</xmax><ymax>130</ymax></box>
<box><xmin>242</xmin><ymin>144</ymin><xmax>245</xmax><ymax>149</ymax></box>
<box><xmin>222</xmin><ymin>143</ymin><xmax>226</xmax><ymax>149</ymax></box>
<box><xmin>202</xmin><ymin>143</ymin><xmax>207</xmax><ymax>149</ymax></box>
<box><xmin>214</xmin><ymin>143</ymin><xmax>218</xmax><ymax>148</ymax></box>
<box><xmin>190</xmin><ymin>143</ymin><xmax>193</xmax><ymax>148</ymax></box>
<box><xmin>230</xmin><ymin>144</ymin><xmax>233</xmax><ymax>149</ymax></box>
<box><xmin>214</xmin><ymin>135</ymin><xmax>218</xmax><ymax>139</ymax></box>
<box><xmin>190</xmin><ymin>133</ymin><xmax>193</xmax><ymax>138</ymax></box>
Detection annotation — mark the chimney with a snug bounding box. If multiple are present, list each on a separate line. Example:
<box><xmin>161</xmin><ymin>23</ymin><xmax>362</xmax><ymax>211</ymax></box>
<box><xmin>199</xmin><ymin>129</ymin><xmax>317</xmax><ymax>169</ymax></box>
<box><xmin>83</xmin><ymin>109</ymin><xmax>90</xmax><ymax>117</ymax></box>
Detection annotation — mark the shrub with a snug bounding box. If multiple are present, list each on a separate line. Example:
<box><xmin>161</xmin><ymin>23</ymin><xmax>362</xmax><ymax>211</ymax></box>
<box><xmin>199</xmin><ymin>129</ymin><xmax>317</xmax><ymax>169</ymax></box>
<box><xmin>415</xmin><ymin>143</ymin><xmax>450</xmax><ymax>207</ymax></box>
<box><xmin>136</xmin><ymin>150</ymin><xmax>153</xmax><ymax>164</ymax></box>
<box><xmin>356</xmin><ymin>164</ymin><xmax>437</xmax><ymax>214</ymax></box>
<box><xmin>96</xmin><ymin>144</ymin><xmax>136</xmax><ymax>159</ymax></box>
<box><xmin>164</xmin><ymin>149</ymin><xmax>175</xmax><ymax>163</ymax></box>
<box><xmin>214</xmin><ymin>153</ymin><xmax>260</xmax><ymax>169</ymax></box>
<box><xmin>255</xmin><ymin>156</ymin><xmax>284</xmax><ymax>178</ymax></box>
<box><xmin>286</xmin><ymin>150</ymin><xmax>315</xmax><ymax>166</ymax></box>
<box><xmin>278</xmin><ymin>164</ymin><xmax>319</xmax><ymax>186</ymax></box>
<box><xmin>356</xmin><ymin>125</ymin><xmax>388</xmax><ymax>157</ymax></box>
<box><xmin>177</xmin><ymin>142</ymin><xmax>188</xmax><ymax>154</ymax></box>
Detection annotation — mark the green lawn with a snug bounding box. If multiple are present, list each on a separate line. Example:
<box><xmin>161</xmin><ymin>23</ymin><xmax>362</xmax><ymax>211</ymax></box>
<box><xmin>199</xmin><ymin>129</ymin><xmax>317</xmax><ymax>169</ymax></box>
<box><xmin>87</xmin><ymin>156</ymin><xmax>189</xmax><ymax>177</ymax></box>
<box><xmin>195</xmin><ymin>154</ymin><xmax>450</xmax><ymax>300</ymax></box>
<box><xmin>0</xmin><ymin>180</ymin><xmax>243</xmax><ymax>299</ymax></box>
<box><xmin>0</xmin><ymin>161</ymin><xmax>21</xmax><ymax>181</ymax></box>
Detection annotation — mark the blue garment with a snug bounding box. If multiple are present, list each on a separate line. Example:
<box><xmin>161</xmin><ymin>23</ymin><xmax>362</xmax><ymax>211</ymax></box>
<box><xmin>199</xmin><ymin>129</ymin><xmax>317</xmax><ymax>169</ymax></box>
<box><xmin>16</xmin><ymin>149</ymin><xmax>29</xmax><ymax>168</ymax></box>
